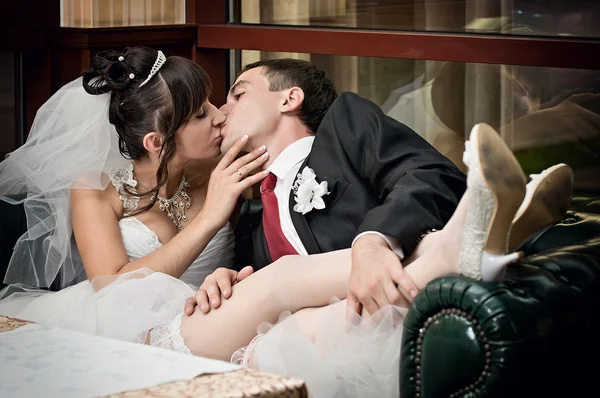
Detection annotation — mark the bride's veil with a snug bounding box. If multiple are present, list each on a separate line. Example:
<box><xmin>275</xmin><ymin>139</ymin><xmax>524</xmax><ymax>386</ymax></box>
<box><xmin>0</xmin><ymin>77</ymin><xmax>128</xmax><ymax>290</ymax></box>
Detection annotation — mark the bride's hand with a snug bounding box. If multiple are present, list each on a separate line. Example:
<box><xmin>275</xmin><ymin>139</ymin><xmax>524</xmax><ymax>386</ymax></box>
<box><xmin>198</xmin><ymin>135</ymin><xmax>269</xmax><ymax>230</ymax></box>
<box><xmin>184</xmin><ymin>266</ymin><xmax>254</xmax><ymax>316</ymax></box>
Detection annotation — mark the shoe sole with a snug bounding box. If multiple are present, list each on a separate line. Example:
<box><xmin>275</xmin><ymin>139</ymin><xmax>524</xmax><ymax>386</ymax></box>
<box><xmin>474</xmin><ymin>124</ymin><xmax>527</xmax><ymax>255</ymax></box>
<box><xmin>508</xmin><ymin>163</ymin><xmax>573</xmax><ymax>252</ymax></box>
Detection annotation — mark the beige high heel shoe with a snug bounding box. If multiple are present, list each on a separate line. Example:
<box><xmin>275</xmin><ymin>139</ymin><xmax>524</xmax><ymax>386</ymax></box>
<box><xmin>508</xmin><ymin>163</ymin><xmax>574</xmax><ymax>252</ymax></box>
<box><xmin>460</xmin><ymin>123</ymin><xmax>527</xmax><ymax>281</ymax></box>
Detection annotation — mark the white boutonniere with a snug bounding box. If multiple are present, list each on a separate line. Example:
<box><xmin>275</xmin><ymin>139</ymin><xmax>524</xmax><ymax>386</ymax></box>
<box><xmin>292</xmin><ymin>167</ymin><xmax>329</xmax><ymax>215</ymax></box>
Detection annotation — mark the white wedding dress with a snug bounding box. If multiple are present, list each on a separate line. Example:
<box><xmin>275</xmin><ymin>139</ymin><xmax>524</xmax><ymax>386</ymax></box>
<box><xmin>239</xmin><ymin>301</ymin><xmax>407</xmax><ymax>398</ymax></box>
<box><xmin>0</xmin><ymin>162</ymin><xmax>406</xmax><ymax>397</ymax></box>
<box><xmin>0</xmin><ymin>163</ymin><xmax>235</xmax><ymax>344</ymax></box>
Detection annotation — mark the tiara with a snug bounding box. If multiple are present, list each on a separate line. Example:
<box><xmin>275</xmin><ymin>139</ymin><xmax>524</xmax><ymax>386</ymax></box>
<box><xmin>139</xmin><ymin>50</ymin><xmax>167</xmax><ymax>88</ymax></box>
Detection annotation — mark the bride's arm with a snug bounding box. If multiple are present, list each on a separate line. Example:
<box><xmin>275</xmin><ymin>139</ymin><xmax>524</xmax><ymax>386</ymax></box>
<box><xmin>71</xmin><ymin>187</ymin><xmax>227</xmax><ymax>280</ymax></box>
<box><xmin>180</xmin><ymin>249</ymin><xmax>352</xmax><ymax>361</ymax></box>
<box><xmin>72</xmin><ymin>137</ymin><xmax>269</xmax><ymax>281</ymax></box>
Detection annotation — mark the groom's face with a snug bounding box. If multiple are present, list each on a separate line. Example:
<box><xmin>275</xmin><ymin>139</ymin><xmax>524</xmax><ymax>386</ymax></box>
<box><xmin>219</xmin><ymin>67</ymin><xmax>282</xmax><ymax>153</ymax></box>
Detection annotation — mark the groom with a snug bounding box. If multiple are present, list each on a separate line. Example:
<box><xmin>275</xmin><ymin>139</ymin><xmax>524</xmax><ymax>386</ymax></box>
<box><xmin>187</xmin><ymin>59</ymin><xmax>466</xmax><ymax>315</ymax></box>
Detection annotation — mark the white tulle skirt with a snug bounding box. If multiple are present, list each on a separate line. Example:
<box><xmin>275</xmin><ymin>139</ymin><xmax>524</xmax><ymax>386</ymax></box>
<box><xmin>0</xmin><ymin>268</ymin><xmax>194</xmax><ymax>344</ymax></box>
<box><xmin>250</xmin><ymin>300</ymin><xmax>407</xmax><ymax>398</ymax></box>
<box><xmin>1</xmin><ymin>270</ymin><xmax>407</xmax><ymax>397</ymax></box>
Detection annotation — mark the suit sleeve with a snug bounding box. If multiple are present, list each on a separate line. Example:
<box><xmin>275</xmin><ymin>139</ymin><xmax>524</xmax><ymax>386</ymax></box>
<box><xmin>328</xmin><ymin>92</ymin><xmax>467</xmax><ymax>256</ymax></box>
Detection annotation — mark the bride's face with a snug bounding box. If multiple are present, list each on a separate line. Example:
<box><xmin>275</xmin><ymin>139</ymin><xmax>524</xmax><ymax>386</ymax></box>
<box><xmin>174</xmin><ymin>101</ymin><xmax>226</xmax><ymax>161</ymax></box>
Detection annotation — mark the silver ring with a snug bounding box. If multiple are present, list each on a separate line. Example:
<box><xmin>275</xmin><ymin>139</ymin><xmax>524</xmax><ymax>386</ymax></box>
<box><xmin>236</xmin><ymin>170</ymin><xmax>243</xmax><ymax>178</ymax></box>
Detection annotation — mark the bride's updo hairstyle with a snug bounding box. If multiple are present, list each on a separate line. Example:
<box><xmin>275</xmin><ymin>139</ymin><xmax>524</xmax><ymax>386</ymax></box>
<box><xmin>82</xmin><ymin>46</ymin><xmax>211</xmax><ymax>215</ymax></box>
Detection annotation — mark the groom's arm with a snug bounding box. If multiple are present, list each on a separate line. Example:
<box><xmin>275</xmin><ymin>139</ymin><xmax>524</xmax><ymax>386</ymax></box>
<box><xmin>327</xmin><ymin>92</ymin><xmax>466</xmax><ymax>257</ymax></box>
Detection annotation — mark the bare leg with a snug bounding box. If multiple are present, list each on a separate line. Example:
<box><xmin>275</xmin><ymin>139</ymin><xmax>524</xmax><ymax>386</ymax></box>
<box><xmin>265</xmin><ymin>193</ymin><xmax>471</xmax><ymax>346</ymax></box>
<box><xmin>181</xmin><ymin>192</ymin><xmax>471</xmax><ymax>362</ymax></box>
<box><xmin>400</xmin><ymin>189</ymin><xmax>470</xmax><ymax>287</ymax></box>
<box><xmin>180</xmin><ymin>249</ymin><xmax>351</xmax><ymax>361</ymax></box>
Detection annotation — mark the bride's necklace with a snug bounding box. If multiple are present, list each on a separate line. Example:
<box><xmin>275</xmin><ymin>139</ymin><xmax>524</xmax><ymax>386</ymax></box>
<box><xmin>134</xmin><ymin>171</ymin><xmax>192</xmax><ymax>231</ymax></box>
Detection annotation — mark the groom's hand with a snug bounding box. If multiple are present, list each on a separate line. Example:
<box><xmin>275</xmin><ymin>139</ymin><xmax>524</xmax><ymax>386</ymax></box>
<box><xmin>347</xmin><ymin>235</ymin><xmax>419</xmax><ymax>317</ymax></box>
<box><xmin>184</xmin><ymin>266</ymin><xmax>254</xmax><ymax>316</ymax></box>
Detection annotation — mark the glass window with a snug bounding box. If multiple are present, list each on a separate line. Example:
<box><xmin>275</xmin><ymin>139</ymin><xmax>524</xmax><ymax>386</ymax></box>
<box><xmin>234</xmin><ymin>50</ymin><xmax>600</xmax><ymax>192</ymax></box>
<box><xmin>231</xmin><ymin>0</ymin><xmax>600</xmax><ymax>38</ymax></box>
<box><xmin>61</xmin><ymin>0</ymin><xmax>185</xmax><ymax>27</ymax></box>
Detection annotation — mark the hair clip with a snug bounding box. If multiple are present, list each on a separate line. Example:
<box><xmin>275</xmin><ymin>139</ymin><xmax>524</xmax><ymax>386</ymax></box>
<box><xmin>129</xmin><ymin>73</ymin><xmax>135</xmax><ymax>80</ymax></box>
<box><xmin>119</xmin><ymin>56</ymin><xmax>125</xmax><ymax>62</ymax></box>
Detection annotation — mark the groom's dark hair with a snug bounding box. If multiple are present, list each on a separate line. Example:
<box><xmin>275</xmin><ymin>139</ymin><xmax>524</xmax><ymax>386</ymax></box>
<box><xmin>242</xmin><ymin>59</ymin><xmax>337</xmax><ymax>133</ymax></box>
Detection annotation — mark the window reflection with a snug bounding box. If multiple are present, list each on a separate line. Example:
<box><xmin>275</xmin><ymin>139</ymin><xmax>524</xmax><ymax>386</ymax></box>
<box><xmin>235</xmin><ymin>50</ymin><xmax>600</xmax><ymax>192</ymax></box>
<box><xmin>232</xmin><ymin>0</ymin><xmax>600</xmax><ymax>38</ymax></box>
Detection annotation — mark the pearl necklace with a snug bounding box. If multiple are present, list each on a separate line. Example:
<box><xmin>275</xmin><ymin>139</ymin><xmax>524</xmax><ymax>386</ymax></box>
<box><xmin>134</xmin><ymin>172</ymin><xmax>192</xmax><ymax>231</ymax></box>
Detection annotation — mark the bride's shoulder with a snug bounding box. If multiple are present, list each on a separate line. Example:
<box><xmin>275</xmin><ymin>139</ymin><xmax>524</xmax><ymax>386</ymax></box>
<box><xmin>70</xmin><ymin>164</ymin><xmax>132</xmax><ymax>219</ymax></box>
<box><xmin>70</xmin><ymin>183</ymin><xmax>123</xmax><ymax>220</ymax></box>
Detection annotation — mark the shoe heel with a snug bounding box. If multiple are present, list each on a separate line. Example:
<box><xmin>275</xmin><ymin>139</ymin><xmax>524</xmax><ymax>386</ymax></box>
<box><xmin>481</xmin><ymin>251</ymin><xmax>522</xmax><ymax>281</ymax></box>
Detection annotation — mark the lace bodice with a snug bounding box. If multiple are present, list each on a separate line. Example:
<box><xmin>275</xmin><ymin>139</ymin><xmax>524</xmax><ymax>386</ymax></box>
<box><xmin>110</xmin><ymin>163</ymin><xmax>141</xmax><ymax>216</ymax></box>
<box><xmin>108</xmin><ymin>164</ymin><xmax>235</xmax><ymax>289</ymax></box>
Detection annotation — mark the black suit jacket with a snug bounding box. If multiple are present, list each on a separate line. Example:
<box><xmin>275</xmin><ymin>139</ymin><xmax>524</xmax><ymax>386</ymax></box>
<box><xmin>236</xmin><ymin>92</ymin><xmax>466</xmax><ymax>270</ymax></box>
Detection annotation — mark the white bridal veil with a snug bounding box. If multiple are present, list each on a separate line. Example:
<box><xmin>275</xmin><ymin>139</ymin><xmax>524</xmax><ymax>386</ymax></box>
<box><xmin>0</xmin><ymin>78</ymin><xmax>128</xmax><ymax>290</ymax></box>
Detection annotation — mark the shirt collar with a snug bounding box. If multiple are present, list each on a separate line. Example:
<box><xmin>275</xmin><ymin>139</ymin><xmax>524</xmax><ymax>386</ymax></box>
<box><xmin>267</xmin><ymin>136</ymin><xmax>315</xmax><ymax>180</ymax></box>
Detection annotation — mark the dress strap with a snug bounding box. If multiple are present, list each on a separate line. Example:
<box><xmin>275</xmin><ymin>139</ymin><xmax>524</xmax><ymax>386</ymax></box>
<box><xmin>109</xmin><ymin>163</ymin><xmax>140</xmax><ymax>215</ymax></box>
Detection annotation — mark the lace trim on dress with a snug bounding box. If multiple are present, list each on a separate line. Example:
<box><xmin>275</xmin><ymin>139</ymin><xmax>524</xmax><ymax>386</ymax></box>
<box><xmin>109</xmin><ymin>163</ymin><xmax>140</xmax><ymax>216</ymax></box>
<box><xmin>148</xmin><ymin>313</ymin><xmax>192</xmax><ymax>355</ymax></box>
<box><xmin>230</xmin><ymin>334</ymin><xmax>264</xmax><ymax>368</ymax></box>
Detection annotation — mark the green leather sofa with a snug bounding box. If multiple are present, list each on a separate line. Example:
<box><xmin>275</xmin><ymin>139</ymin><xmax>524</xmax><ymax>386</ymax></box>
<box><xmin>400</xmin><ymin>198</ymin><xmax>600</xmax><ymax>397</ymax></box>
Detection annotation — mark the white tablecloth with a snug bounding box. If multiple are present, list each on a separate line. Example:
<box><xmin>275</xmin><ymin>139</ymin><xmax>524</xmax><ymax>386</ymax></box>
<box><xmin>0</xmin><ymin>323</ymin><xmax>239</xmax><ymax>398</ymax></box>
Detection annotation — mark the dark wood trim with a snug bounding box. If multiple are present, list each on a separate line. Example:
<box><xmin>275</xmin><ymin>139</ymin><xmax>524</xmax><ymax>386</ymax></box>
<box><xmin>197</xmin><ymin>24</ymin><xmax>600</xmax><ymax>70</ymax></box>
<box><xmin>196</xmin><ymin>50</ymin><xmax>230</xmax><ymax>107</ymax></box>
<box><xmin>56</xmin><ymin>24</ymin><xmax>197</xmax><ymax>49</ymax></box>
<box><xmin>190</xmin><ymin>2</ymin><xmax>229</xmax><ymax>105</ymax></box>
<box><xmin>188</xmin><ymin>1</ymin><xmax>227</xmax><ymax>25</ymax></box>
<box><xmin>185</xmin><ymin>0</ymin><xmax>198</xmax><ymax>24</ymax></box>
<box><xmin>0</xmin><ymin>24</ymin><xmax>197</xmax><ymax>53</ymax></box>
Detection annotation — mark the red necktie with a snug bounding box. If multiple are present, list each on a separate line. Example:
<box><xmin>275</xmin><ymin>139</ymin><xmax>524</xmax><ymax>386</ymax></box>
<box><xmin>260</xmin><ymin>173</ymin><xmax>298</xmax><ymax>261</ymax></box>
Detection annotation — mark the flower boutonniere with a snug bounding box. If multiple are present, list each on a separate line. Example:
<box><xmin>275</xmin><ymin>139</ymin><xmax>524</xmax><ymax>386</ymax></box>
<box><xmin>292</xmin><ymin>167</ymin><xmax>330</xmax><ymax>215</ymax></box>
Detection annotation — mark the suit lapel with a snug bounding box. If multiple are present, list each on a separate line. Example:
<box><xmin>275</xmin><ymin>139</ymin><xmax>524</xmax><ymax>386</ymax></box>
<box><xmin>288</xmin><ymin>157</ymin><xmax>321</xmax><ymax>255</ymax></box>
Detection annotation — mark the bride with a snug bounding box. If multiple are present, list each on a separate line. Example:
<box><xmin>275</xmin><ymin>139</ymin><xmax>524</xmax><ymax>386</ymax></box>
<box><xmin>0</xmin><ymin>46</ymin><xmax>573</xmax><ymax>397</ymax></box>
<box><xmin>0</xmin><ymin>46</ymin><xmax>270</xmax><ymax>335</ymax></box>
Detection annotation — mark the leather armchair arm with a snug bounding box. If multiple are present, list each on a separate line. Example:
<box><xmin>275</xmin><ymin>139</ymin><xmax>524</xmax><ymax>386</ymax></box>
<box><xmin>400</xmin><ymin>236</ymin><xmax>600</xmax><ymax>397</ymax></box>
<box><xmin>400</xmin><ymin>275</ymin><xmax>541</xmax><ymax>397</ymax></box>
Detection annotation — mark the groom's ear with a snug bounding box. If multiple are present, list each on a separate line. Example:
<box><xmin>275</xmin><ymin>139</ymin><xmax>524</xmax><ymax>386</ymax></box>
<box><xmin>142</xmin><ymin>132</ymin><xmax>164</xmax><ymax>156</ymax></box>
<box><xmin>280</xmin><ymin>87</ymin><xmax>304</xmax><ymax>114</ymax></box>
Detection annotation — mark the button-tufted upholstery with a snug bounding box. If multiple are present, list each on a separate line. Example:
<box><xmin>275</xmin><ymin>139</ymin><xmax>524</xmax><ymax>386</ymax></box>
<box><xmin>401</xmin><ymin>208</ymin><xmax>600</xmax><ymax>397</ymax></box>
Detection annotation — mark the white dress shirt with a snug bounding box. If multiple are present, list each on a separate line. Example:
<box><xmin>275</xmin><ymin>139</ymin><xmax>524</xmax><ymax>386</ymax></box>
<box><xmin>267</xmin><ymin>136</ymin><xmax>405</xmax><ymax>259</ymax></box>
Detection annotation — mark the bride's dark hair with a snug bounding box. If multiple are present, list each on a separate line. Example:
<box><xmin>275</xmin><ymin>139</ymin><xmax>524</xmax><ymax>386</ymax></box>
<box><xmin>82</xmin><ymin>46</ymin><xmax>211</xmax><ymax>216</ymax></box>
